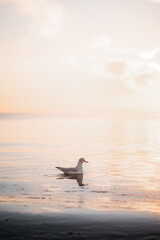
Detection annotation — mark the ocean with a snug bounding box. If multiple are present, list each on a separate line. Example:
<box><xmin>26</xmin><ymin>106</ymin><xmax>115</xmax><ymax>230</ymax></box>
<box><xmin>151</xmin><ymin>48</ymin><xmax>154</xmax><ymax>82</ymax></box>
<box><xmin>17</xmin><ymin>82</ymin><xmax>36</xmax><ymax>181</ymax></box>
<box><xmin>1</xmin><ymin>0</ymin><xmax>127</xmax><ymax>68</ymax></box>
<box><xmin>0</xmin><ymin>112</ymin><xmax>160</xmax><ymax>215</ymax></box>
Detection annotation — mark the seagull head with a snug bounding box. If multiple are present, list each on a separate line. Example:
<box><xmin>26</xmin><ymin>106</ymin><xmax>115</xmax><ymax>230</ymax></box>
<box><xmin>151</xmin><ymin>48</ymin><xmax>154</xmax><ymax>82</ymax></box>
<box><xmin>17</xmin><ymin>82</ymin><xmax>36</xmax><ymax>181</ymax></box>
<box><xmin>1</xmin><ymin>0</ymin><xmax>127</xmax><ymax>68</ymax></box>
<box><xmin>79</xmin><ymin>158</ymin><xmax>88</xmax><ymax>164</ymax></box>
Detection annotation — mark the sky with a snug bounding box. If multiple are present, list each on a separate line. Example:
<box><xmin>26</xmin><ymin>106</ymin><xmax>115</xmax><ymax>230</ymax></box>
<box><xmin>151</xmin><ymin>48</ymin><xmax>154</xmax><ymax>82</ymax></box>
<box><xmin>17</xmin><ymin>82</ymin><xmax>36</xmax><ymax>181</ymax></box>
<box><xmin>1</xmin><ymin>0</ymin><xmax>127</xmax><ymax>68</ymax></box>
<box><xmin>0</xmin><ymin>0</ymin><xmax>160</xmax><ymax>114</ymax></box>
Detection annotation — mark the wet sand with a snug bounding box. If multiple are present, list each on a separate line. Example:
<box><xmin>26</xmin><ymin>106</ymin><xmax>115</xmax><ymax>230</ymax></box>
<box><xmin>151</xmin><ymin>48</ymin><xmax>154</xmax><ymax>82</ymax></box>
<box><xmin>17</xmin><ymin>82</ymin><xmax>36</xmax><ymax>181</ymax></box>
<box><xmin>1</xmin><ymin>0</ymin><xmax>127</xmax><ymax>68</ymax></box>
<box><xmin>0</xmin><ymin>209</ymin><xmax>160</xmax><ymax>240</ymax></box>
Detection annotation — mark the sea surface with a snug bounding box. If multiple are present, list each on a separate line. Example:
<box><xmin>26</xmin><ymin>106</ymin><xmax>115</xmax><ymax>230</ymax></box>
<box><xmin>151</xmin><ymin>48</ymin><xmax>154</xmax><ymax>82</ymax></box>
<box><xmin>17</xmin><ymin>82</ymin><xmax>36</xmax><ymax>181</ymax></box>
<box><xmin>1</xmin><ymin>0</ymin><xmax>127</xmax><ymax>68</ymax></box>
<box><xmin>0</xmin><ymin>112</ymin><xmax>160</xmax><ymax>215</ymax></box>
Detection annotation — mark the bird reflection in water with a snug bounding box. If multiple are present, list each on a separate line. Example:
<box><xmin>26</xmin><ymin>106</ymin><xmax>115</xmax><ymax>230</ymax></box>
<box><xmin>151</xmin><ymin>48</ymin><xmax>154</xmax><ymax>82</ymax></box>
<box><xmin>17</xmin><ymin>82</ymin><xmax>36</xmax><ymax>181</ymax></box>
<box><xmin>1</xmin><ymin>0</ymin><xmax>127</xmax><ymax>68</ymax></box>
<box><xmin>57</xmin><ymin>173</ymin><xmax>87</xmax><ymax>186</ymax></box>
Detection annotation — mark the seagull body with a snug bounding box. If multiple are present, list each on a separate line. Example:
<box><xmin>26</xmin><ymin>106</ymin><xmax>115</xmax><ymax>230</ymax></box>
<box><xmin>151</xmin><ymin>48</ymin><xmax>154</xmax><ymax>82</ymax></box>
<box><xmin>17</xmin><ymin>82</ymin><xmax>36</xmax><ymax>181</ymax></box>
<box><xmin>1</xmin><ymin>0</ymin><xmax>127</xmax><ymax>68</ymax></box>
<box><xmin>56</xmin><ymin>158</ymin><xmax>88</xmax><ymax>175</ymax></box>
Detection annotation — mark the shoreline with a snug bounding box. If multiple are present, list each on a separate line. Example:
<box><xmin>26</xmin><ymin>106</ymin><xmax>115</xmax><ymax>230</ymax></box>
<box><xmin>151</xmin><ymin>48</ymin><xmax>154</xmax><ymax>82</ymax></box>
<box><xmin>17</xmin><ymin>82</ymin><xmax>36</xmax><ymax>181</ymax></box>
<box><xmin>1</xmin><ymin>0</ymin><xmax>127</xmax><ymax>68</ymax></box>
<box><xmin>0</xmin><ymin>208</ymin><xmax>160</xmax><ymax>240</ymax></box>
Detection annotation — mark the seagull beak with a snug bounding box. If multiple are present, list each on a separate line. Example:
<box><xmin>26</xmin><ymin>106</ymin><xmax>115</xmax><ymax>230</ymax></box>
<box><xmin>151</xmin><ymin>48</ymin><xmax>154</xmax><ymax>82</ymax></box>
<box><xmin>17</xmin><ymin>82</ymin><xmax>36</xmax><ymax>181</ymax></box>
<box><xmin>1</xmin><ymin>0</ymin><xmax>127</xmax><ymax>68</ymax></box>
<box><xmin>84</xmin><ymin>160</ymin><xmax>88</xmax><ymax>163</ymax></box>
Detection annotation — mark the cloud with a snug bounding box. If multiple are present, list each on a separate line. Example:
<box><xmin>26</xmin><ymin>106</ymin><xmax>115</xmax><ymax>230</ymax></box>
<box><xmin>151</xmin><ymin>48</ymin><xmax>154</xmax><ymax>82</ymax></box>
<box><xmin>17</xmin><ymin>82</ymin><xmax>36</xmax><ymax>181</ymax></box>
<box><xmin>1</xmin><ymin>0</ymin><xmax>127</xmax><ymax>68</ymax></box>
<box><xmin>86</xmin><ymin>62</ymin><xmax>107</xmax><ymax>77</ymax></box>
<box><xmin>124</xmin><ymin>57</ymin><xmax>160</xmax><ymax>93</ymax></box>
<box><xmin>140</xmin><ymin>48</ymin><xmax>160</xmax><ymax>60</ymax></box>
<box><xmin>0</xmin><ymin>0</ymin><xmax>64</xmax><ymax>41</ymax></box>
<box><xmin>91</xmin><ymin>37</ymin><xmax>111</xmax><ymax>49</ymax></box>
<box><xmin>63</xmin><ymin>55</ymin><xmax>81</xmax><ymax>67</ymax></box>
<box><xmin>86</xmin><ymin>55</ymin><xmax>97</xmax><ymax>62</ymax></box>
<box><xmin>148</xmin><ymin>62</ymin><xmax>160</xmax><ymax>72</ymax></box>
<box><xmin>32</xmin><ymin>0</ymin><xmax>64</xmax><ymax>38</ymax></box>
<box><xmin>147</xmin><ymin>0</ymin><xmax>160</xmax><ymax>4</ymax></box>
<box><xmin>85</xmin><ymin>46</ymin><xmax>160</xmax><ymax>94</ymax></box>
<box><xmin>125</xmin><ymin>74</ymin><xmax>153</xmax><ymax>93</ymax></box>
<box><xmin>107</xmin><ymin>61</ymin><xmax>126</xmax><ymax>76</ymax></box>
<box><xmin>86</xmin><ymin>59</ymin><xmax>128</xmax><ymax>79</ymax></box>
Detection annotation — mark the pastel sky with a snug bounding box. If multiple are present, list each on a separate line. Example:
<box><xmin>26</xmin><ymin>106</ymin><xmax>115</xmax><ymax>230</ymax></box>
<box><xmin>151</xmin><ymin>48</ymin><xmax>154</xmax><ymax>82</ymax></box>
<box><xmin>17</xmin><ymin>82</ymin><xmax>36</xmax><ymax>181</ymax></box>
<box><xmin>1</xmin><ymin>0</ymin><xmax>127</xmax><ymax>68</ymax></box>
<box><xmin>0</xmin><ymin>0</ymin><xmax>160</xmax><ymax>114</ymax></box>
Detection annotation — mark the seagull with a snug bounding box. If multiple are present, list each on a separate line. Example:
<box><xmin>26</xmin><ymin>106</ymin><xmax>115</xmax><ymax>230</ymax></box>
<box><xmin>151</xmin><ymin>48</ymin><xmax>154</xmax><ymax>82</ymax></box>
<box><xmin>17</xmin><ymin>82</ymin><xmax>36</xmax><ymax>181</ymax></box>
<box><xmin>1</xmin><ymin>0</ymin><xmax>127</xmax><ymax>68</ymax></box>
<box><xmin>56</xmin><ymin>158</ymin><xmax>88</xmax><ymax>175</ymax></box>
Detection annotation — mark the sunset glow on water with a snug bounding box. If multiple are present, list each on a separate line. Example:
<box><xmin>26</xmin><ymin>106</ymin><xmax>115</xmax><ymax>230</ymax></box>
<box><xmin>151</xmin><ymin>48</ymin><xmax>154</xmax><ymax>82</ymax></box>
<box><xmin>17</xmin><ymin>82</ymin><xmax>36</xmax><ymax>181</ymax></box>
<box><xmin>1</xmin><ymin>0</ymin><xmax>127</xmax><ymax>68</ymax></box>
<box><xmin>0</xmin><ymin>113</ymin><xmax>160</xmax><ymax>215</ymax></box>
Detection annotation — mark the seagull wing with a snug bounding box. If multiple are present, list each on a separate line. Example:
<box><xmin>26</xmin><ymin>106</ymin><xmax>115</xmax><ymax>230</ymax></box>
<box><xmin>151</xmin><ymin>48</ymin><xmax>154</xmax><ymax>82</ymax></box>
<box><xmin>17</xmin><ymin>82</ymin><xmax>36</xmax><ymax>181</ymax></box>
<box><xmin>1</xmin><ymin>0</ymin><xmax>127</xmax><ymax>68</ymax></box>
<box><xmin>56</xmin><ymin>167</ymin><xmax>77</xmax><ymax>173</ymax></box>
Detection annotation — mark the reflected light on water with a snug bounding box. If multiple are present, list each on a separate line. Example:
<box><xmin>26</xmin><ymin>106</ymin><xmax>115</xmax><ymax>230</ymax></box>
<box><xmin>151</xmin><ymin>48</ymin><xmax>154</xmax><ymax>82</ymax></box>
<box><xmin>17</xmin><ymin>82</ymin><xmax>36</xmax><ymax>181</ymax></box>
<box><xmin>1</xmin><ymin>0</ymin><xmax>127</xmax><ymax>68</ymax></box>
<box><xmin>0</xmin><ymin>113</ymin><xmax>160</xmax><ymax>214</ymax></box>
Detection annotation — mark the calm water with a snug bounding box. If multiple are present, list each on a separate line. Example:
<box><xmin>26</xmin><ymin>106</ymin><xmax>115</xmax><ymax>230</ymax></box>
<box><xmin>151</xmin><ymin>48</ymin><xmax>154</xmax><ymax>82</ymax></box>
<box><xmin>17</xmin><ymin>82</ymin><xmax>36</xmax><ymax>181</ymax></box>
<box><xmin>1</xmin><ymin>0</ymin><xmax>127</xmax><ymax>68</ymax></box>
<box><xmin>0</xmin><ymin>113</ymin><xmax>160</xmax><ymax>214</ymax></box>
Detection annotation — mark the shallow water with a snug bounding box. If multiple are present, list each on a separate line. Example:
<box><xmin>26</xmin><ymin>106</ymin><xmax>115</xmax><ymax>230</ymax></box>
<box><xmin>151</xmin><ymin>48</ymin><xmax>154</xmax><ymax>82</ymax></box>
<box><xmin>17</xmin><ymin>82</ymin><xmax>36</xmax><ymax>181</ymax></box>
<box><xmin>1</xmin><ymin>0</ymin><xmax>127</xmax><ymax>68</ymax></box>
<box><xmin>0</xmin><ymin>113</ymin><xmax>160</xmax><ymax>214</ymax></box>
